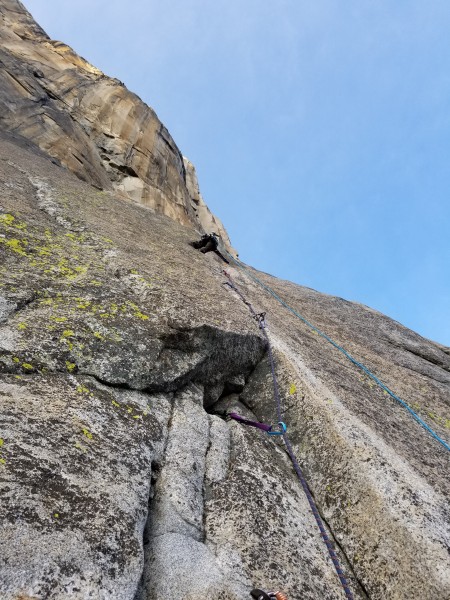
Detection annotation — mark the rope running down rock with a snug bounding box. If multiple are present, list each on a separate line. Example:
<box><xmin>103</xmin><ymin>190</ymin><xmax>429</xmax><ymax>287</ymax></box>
<box><xmin>223</xmin><ymin>270</ymin><xmax>355</xmax><ymax>600</ymax></box>
<box><xmin>223</xmin><ymin>253</ymin><xmax>450</xmax><ymax>454</ymax></box>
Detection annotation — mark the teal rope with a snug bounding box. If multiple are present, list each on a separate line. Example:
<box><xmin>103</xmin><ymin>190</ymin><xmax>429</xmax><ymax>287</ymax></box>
<box><xmin>224</xmin><ymin>270</ymin><xmax>355</xmax><ymax>599</ymax></box>
<box><xmin>224</xmin><ymin>252</ymin><xmax>450</xmax><ymax>453</ymax></box>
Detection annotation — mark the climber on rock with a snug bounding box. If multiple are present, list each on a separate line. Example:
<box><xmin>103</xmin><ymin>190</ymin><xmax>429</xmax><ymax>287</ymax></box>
<box><xmin>192</xmin><ymin>232</ymin><xmax>219</xmax><ymax>253</ymax></box>
<box><xmin>191</xmin><ymin>232</ymin><xmax>229</xmax><ymax>263</ymax></box>
<box><xmin>250</xmin><ymin>589</ymin><xmax>287</xmax><ymax>600</ymax></box>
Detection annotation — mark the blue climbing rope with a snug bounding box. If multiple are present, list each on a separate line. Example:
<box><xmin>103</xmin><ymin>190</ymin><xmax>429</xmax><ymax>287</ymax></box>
<box><xmin>224</xmin><ymin>253</ymin><xmax>450</xmax><ymax>454</ymax></box>
<box><xmin>223</xmin><ymin>270</ymin><xmax>355</xmax><ymax>600</ymax></box>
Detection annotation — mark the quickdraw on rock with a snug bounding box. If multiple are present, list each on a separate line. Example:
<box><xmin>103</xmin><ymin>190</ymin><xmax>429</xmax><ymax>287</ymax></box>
<box><xmin>228</xmin><ymin>412</ymin><xmax>287</xmax><ymax>436</ymax></box>
<box><xmin>223</xmin><ymin>269</ymin><xmax>355</xmax><ymax>600</ymax></box>
<box><xmin>253</xmin><ymin>312</ymin><xmax>266</xmax><ymax>327</ymax></box>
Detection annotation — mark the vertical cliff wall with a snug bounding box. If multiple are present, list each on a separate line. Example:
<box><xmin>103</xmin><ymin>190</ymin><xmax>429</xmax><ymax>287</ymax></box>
<box><xmin>0</xmin><ymin>0</ymin><xmax>233</xmax><ymax>249</ymax></box>
<box><xmin>0</xmin><ymin>2</ymin><xmax>449</xmax><ymax>600</ymax></box>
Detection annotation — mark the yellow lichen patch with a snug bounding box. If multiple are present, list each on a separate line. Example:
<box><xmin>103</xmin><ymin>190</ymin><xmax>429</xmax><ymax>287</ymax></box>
<box><xmin>40</xmin><ymin>297</ymin><xmax>56</xmax><ymax>306</ymax></box>
<box><xmin>22</xmin><ymin>363</ymin><xmax>33</xmax><ymax>370</ymax></box>
<box><xmin>134</xmin><ymin>310</ymin><xmax>149</xmax><ymax>320</ymax></box>
<box><xmin>74</xmin><ymin>297</ymin><xmax>91</xmax><ymax>309</ymax></box>
<box><xmin>426</xmin><ymin>412</ymin><xmax>450</xmax><ymax>429</ymax></box>
<box><xmin>0</xmin><ymin>458</ymin><xmax>5</xmax><ymax>465</ymax></box>
<box><xmin>65</xmin><ymin>232</ymin><xmax>84</xmax><ymax>243</ymax></box>
<box><xmin>61</xmin><ymin>338</ymin><xmax>74</xmax><ymax>351</ymax></box>
<box><xmin>93</xmin><ymin>331</ymin><xmax>104</xmax><ymax>340</ymax></box>
<box><xmin>12</xmin><ymin>357</ymin><xmax>20</xmax><ymax>363</ymax></box>
<box><xmin>51</xmin><ymin>316</ymin><xmax>67</xmax><ymax>322</ymax></box>
<box><xmin>54</xmin><ymin>513</ymin><xmax>59</xmax><ymax>519</ymax></box>
<box><xmin>0</xmin><ymin>214</ymin><xmax>27</xmax><ymax>230</ymax></box>
<box><xmin>77</xmin><ymin>385</ymin><xmax>90</xmax><ymax>394</ymax></box>
<box><xmin>82</xmin><ymin>428</ymin><xmax>93</xmax><ymax>440</ymax></box>
<box><xmin>112</xmin><ymin>400</ymin><xmax>120</xmax><ymax>408</ymax></box>
<box><xmin>0</xmin><ymin>213</ymin><xmax>15</xmax><ymax>226</ymax></box>
<box><xmin>17</xmin><ymin>322</ymin><xmax>27</xmax><ymax>331</ymax></box>
<box><xmin>138</xmin><ymin>277</ymin><xmax>152</xmax><ymax>288</ymax></box>
<box><xmin>62</xmin><ymin>329</ymin><xmax>75</xmax><ymax>338</ymax></box>
<box><xmin>0</xmin><ymin>439</ymin><xmax>3</xmax><ymax>447</ymax></box>
<box><xmin>126</xmin><ymin>301</ymin><xmax>150</xmax><ymax>321</ymax></box>
<box><xmin>65</xmin><ymin>361</ymin><xmax>76</xmax><ymax>372</ymax></box>
<box><xmin>76</xmin><ymin>302</ymin><xmax>90</xmax><ymax>309</ymax></box>
<box><xmin>1</xmin><ymin>238</ymin><xmax>28</xmax><ymax>255</ymax></box>
<box><xmin>289</xmin><ymin>383</ymin><xmax>297</xmax><ymax>395</ymax></box>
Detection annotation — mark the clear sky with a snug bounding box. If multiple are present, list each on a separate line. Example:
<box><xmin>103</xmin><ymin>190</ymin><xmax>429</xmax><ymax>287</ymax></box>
<box><xmin>24</xmin><ymin>0</ymin><xmax>450</xmax><ymax>345</ymax></box>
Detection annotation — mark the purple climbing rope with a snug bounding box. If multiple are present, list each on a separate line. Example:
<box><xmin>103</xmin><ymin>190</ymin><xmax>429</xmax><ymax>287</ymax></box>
<box><xmin>223</xmin><ymin>270</ymin><xmax>355</xmax><ymax>600</ymax></box>
<box><xmin>228</xmin><ymin>412</ymin><xmax>287</xmax><ymax>436</ymax></box>
<box><xmin>228</xmin><ymin>412</ymin><xmax>273</xmax><ymax>432</ymax></box>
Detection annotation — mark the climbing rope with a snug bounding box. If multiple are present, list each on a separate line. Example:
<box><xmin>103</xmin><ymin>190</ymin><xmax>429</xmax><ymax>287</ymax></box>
<box><xmin>223</xmin><ymin>252</ymin><xmax>450</xmax><ymax>454</ymax></box>
<box><xmin>223</xmin><ymin>270</ymin><xmax>355</xmax><ymax>600</ymax></box>
<box><xmin>228</xmin><ymin>412</ymin><xmax>287</xmax><ymax>436</ymax></box>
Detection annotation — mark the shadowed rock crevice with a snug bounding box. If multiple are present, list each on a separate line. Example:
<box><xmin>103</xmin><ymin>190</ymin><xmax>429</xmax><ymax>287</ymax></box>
<box><xmin>134</xmin><ymin>384</ymin><xmax>249</xmax><ymax>600</ymax></box>
<box><xmin>134</xmin><ymin>399</ymin><xmax>176</xmax><ymax>600</ymax></box>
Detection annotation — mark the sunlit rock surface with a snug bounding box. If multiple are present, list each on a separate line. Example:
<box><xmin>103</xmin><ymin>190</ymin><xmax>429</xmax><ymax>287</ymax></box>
<box><xmin>0</xmin><ymin>2</ymin><xmax>449</xmax><ymax>600</ymax></box>
<box><xmin>0</xmin><ymin>0</ymin><xmax>230</xmax><ymax>245</ymax></box>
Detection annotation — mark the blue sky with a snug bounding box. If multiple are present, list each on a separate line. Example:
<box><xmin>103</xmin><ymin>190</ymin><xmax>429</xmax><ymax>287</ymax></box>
<box><xmin>25</xmin><ymin>0</ymin><xmax>450</xmax><ymax>345</ymax></box>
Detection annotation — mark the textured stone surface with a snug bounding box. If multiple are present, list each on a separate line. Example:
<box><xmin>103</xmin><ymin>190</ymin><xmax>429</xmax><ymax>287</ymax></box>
<box><xmin>0</xmin><ymin>374</ymin><xmax>172</xmax><ymax>598</ymax></box>
<box><xmin>0</xmin><ymin>0</ymin><xmax>227</xmax><ymax>243</ymax></box>
<box><xmin>0</xmin><ymin>3</ymin><xmax>449</xmax><ymax>600</ymax></box>
<box><xmin>1</xmin><ymin>125</ymin><xmax>449</xmax><ymax>600</ymax></box>
<box><xmin>183</xmin><ymin>156</ymin><xmax>235</xmax><ymax>254</ymax></box>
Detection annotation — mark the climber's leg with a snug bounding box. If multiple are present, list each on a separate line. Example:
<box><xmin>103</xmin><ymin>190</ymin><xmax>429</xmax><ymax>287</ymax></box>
<box><xmin>200</xmin><ymin>240</ymin><xmax>216</xmax><ymax>253</ymax></box>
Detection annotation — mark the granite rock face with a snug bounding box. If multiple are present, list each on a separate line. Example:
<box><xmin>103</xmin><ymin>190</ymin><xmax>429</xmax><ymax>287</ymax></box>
<box><xmin>0</xmin><ymin>3</ymin><xmax>450</xmax><ymax>600</ymax></box>
<box><xmin>0</xmin><ymin>0</ymin><xmax>233</xmax><ymax>248</ymax></box>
